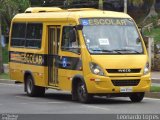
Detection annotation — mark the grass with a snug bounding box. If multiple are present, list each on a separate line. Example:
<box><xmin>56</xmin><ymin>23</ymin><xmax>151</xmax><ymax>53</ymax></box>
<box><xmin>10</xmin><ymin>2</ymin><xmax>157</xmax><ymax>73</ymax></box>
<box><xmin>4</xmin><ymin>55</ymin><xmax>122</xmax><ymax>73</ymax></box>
<box><xmin>151</xmin><ymin>86</ymin><xmax>160</xmax><ymax>92</ymax></box>
<box><xmin>0</xmin><ymin>73</ymin><xmax>9</xmax><ymax>79</ymax></box>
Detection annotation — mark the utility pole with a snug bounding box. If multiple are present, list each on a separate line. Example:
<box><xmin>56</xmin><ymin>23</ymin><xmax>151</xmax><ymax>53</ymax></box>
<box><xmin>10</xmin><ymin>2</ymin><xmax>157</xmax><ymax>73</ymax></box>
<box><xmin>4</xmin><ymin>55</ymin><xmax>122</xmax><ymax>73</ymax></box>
<box><xmin>99</xmin><ymin>0</ymin><xmax>103</xmax><ymax>10</ymax></box>
<box><xmin>148</xmin><ymin>37</ymin><xmax>154</xmax><ymax>70</ymax></box>
<box><xmin>124</xmin><ymin>0</ymin><xmax>127</xmax><ymax>13</ymax></box>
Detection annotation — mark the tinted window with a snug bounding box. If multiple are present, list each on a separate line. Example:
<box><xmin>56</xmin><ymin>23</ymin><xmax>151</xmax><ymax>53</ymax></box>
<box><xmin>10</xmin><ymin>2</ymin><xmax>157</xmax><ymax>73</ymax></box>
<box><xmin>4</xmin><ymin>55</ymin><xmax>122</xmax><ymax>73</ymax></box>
<box><xmin>11</xmin><ymin>23</ymin><xmax>43</xmax><ymax>49</ymax></box>
<box><xmin>11</xmin><ymin>23</ymin><xmax>26</xmax><ymax>47</ymax></box>
<box><xmin>25</xmin><ymin>23</ymin><xmax>42</xmax><ymax>48</ymax></box>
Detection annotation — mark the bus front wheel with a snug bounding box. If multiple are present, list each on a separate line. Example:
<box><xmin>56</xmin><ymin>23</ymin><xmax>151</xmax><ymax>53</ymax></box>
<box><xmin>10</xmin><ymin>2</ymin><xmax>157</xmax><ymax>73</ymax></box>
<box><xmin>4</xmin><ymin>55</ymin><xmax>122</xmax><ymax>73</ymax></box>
<box><xmin>77</xmin><ymin>81</ymin><xmax>92</xmax><ymax>103</ymax></box>
<box><xmin>25</xmin><ymin>75</ymin><xmax>45</xmax><ymax>97</ymax></box>
<box><xmin>129</xmin><ymin>92</ymin><xmax>144</xmax><ymax>102</ymax></box>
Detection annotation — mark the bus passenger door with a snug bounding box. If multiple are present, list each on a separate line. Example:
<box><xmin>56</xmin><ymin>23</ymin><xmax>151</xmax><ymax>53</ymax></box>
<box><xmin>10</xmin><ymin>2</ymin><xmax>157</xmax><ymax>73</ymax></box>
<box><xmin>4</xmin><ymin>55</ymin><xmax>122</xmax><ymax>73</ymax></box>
<box><xmin>48</xmin><ymin>26</ymin><xmax>60</xmax><ymax>86</ymax></box>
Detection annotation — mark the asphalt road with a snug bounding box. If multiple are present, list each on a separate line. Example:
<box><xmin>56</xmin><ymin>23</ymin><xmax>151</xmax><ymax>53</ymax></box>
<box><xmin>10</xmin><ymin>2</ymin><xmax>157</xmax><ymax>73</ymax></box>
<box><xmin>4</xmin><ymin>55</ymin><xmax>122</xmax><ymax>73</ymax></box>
<box><xmin>0</xmin><ymin>83</ymin><xmax>160</xmax><ymax>114</ymax></box>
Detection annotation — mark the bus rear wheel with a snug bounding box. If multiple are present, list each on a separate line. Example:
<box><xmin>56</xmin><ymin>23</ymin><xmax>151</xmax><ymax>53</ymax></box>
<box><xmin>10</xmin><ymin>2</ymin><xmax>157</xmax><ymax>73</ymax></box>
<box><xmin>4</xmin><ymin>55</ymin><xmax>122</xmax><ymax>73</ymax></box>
<box><xmin>25</xmin><ymin>75</ymin><xmax>45</xmax><ymax>97</ymax></box>
<box><xmin>77</xmin><ymin>81</ymin><xmax>92</xmax><ymax>103</ymax></box>
<box><xmin>129</xmin><ymin>92</ymin><xmax>144</xmax><ymax>102</ymax></box>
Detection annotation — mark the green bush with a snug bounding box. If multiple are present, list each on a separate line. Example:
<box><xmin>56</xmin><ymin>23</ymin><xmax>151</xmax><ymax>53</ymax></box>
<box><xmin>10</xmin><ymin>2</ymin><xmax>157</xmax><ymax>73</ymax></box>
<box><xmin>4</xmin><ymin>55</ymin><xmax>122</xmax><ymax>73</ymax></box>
<box><xmin>144</xmin><ymin>28</ymin><xmax>160</xmax><ymax>43</ymax></box>
<box><xmin>2</xmin><ymin>46</ymin><xmax>9</xmax><ymax>64</ymax></box>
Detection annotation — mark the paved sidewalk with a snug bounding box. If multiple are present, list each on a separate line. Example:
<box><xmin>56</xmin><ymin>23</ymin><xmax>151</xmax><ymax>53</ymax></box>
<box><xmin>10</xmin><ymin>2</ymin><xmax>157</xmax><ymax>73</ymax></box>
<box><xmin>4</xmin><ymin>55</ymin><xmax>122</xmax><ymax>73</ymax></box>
<box><xmin>151</xmin><ymin>72</ymin><xmax>160</xmax><ymax>82</ymax></box>
<box><xmin>151</xmin><ymin>72</ymin><xmax>160</xmax><ymax>79</ymax></box>
<box><xmin>0</xmin><ymin>79</ymin><xmax>15</xmax><ymax>84</ymax></box>
<box><xmin>151</xmin><ymin>72</ymin><xmax>160</xmax><ymax>86</ymax></box>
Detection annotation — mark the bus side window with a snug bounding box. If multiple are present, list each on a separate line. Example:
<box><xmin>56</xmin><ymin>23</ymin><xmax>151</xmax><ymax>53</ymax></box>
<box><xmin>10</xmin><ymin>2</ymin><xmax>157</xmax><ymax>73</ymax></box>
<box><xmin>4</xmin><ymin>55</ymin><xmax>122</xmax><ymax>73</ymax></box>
<box><xmin>61</xmin><ymin>26</ymin><xmax>80</xmax><ymax>54</ymax></box>
<box><xmin>25</xmin><ymin>23</ymin><xmax>42</xmax><ymax>49</ymax></box>
<box><xmin>11</xmin><ymin>23</ymin><xmax>26</xmax><ymax>47</ymax></box>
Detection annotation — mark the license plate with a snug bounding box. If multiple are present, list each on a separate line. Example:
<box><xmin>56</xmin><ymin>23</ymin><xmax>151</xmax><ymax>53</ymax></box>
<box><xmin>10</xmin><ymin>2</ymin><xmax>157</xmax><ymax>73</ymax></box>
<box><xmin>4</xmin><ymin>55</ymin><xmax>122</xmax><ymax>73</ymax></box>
<box><xmin>120</xmin><ymin>87</ymin><xmax>133</xmax><ymax>93</ymax></box>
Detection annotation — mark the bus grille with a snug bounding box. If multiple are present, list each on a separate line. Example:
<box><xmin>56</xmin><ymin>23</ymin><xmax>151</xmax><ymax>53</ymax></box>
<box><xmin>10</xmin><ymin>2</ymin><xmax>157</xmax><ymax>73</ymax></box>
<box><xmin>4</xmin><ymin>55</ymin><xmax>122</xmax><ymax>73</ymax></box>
<box><xmin>107</xmin><ymin>69</ymin><xmax>141</xmax><ymax>73</ymax></box>
<box><xmin>111</xmin><ymin>80</ymin><xmax>140</xmax><ymax>86</ymax></box>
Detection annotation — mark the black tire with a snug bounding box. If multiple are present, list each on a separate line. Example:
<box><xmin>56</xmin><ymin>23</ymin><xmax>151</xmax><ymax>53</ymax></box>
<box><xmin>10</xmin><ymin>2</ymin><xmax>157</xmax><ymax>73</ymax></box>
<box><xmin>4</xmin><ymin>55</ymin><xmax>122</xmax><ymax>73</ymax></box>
<box><xmin>77</xmin><ymin>81</ymin><xmax>92</xmax><ymax>103</ymax></box>
<box><xmin>25</xmin><ymin>75</ymin><xmax>45</xmax><ymax>97</ymax></box>
<box><xmin>129</xmin><ymin>92</ymin><xmax>145</xmax><ymax>102</ymax></box>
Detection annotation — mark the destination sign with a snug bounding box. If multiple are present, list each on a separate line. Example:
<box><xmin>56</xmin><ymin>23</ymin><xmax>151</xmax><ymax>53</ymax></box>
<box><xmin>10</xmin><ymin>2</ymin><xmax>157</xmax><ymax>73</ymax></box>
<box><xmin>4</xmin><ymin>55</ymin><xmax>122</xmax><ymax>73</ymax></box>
<box><xmin>80</xmin><ymin>18</ymin><xmax>134</xmax><ymax>26</ymax></box>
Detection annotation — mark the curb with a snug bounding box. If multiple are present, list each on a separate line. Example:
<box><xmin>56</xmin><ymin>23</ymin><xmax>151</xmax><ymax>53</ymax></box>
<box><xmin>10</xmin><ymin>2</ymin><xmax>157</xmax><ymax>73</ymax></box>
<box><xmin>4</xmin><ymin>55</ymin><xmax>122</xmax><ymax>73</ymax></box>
<box><xmin>145</xmin><ymin>92</ymin><xmax>160</xmax><ymax>99</ymax></box>
<box><xmin>0</xmin><ymin>79</ymin><xmax>16</xmax><ymax>84</ymax></box>
<box><xmin>151</xmin><ymin>79</ymin><xmax>160</xmax><ymax>84</ymax></box>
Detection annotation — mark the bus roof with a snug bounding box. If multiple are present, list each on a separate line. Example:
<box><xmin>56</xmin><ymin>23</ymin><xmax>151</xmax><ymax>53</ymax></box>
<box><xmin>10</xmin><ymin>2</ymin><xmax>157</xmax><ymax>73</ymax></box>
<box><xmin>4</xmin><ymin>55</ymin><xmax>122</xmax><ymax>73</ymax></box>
<box><xmin>12</xmin><ymin>7</ymin><xmax>131</xmax><ymax>23</ymax></box>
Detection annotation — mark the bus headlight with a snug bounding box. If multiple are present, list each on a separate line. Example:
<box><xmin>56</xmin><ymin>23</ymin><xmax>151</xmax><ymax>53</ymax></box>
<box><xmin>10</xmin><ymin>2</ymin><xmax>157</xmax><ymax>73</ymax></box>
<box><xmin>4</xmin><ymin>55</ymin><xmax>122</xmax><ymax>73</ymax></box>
<box><xmin>89</xmin><ymin>62</ymin><xmax>105</xmax><ymax>76</ymax></box>
<box><xmin>144</xmin><ymin>62</ymin><xmax>149</xmax><ymax>75</ymax></box>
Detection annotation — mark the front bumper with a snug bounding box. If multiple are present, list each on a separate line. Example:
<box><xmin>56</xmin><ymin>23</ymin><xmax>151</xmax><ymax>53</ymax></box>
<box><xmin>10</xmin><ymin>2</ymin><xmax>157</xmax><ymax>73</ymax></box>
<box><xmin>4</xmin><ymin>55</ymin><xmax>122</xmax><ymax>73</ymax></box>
<box><xmin>85</xmin><ymin>73</ymin><xmax>151</xmax><ymax>94</ymax></box>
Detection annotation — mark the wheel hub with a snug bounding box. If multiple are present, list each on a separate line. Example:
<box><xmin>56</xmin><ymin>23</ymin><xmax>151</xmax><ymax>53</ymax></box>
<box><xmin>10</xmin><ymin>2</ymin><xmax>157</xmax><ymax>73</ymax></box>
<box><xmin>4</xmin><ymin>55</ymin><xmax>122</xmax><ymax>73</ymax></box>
<box><xmin>27</xmin><ymin>79</ymin><xmax>33</xmax><ymax>94</ymax></box>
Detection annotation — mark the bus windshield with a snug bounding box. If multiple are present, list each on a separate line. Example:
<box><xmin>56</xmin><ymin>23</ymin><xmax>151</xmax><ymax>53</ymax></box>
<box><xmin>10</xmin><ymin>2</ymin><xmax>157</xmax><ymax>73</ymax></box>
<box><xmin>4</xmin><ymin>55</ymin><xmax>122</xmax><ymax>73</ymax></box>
<box><xmin>80</xmin><ymin>18</ymin><xmax>143</xmax><ymax>54</ymax></box>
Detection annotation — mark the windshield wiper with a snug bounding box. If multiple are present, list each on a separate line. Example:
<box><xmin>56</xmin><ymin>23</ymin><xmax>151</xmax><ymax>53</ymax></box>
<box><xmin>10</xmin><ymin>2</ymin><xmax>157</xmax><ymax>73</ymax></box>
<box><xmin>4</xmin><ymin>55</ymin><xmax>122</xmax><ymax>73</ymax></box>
<box><xmin>127</xmin><ymin>49</ymin><xmax>141</xmax><ymax>54</ymax></box>
<box><xmin>113</xmin><ymin>49</ymin><xmax>141</xmax><ymax>54</ymax></box>
<box><xmin>91</xmin><ymin>49</ymin><xmax>121</xmax><ymax>54</ymax></box>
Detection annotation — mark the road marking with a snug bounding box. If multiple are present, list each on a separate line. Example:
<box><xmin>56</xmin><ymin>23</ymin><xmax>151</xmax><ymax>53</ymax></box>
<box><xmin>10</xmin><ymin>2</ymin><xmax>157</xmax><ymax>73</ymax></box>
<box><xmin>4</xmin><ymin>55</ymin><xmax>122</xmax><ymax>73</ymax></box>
<box><xmin>82</xmin><ymin>105</ymin><xmax>110</xmax><ymax>111</ymax></box>
<box><xmin>15</xmin><ymin>96</ymin><xmax>35</xmax><ymax>100</ymax></box>
<box><xmin>28</xmin><ymin>101</ymin><xmax>65</xmax><ymax>104</ymax></box>
<box><xmin>144</xmin><ymin>97</ymin><xmax>160</xmax><ymax>101</ymax></box>
<box><xmin>20</xmin><ymin>101</ymin><xmax>65</xmax><ymax>105</ymax></box>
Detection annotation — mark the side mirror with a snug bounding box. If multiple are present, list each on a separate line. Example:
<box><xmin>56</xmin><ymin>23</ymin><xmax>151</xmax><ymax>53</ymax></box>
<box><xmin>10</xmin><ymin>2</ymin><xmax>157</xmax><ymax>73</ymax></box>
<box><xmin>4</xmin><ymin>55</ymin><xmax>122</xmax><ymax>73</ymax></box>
<box><xmin>75</xmin><ymin>24</ymin><xmax>83</xmax><ymax>30</ymax></box>
<box><xmin>138</xmin><ymin>27</ymin><xmax>143</xmax><ymax>35</ymax></box>
<box><xmin>136</xmin><ymin>37</ymin><xmax>141</xmax><ymax>44</ymax></box>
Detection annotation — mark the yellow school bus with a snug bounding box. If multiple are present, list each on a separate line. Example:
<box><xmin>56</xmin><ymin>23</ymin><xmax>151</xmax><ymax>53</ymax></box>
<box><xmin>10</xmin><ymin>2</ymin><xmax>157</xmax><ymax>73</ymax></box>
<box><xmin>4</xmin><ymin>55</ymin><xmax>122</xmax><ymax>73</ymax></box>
<box><xmin>9</xmin><ymin>7</ymin><xmax>151</xmax><ymax>103</ymax></box>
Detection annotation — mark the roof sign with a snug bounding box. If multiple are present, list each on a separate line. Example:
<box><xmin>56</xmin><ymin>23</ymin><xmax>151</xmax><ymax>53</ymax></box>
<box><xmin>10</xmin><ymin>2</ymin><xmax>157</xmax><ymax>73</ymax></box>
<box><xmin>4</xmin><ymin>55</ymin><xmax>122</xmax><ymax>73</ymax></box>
<box><xmin>80</xmin><ymin>18</ymin><xmax>133</xmax><ymax>26</ymax></box>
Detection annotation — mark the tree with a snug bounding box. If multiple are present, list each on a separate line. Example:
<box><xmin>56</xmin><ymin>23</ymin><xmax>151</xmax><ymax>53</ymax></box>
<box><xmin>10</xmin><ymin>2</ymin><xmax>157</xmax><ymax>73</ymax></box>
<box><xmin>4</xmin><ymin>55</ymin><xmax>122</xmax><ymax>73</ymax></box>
<box><xmin>0</xmin><ymin>0</ymin><xmax>30</xmax><ymax>73</ymax></box>
<box><xmin>0</xmin><ymin>0</ymin><xmax>18</xmax><ymax>29</ymax></box>
<box><xmin>123</xmin><ymin>0</ymin><xmax>144</xmax><ymax>13</ymax></box>
<box><xmin>144</xmin><ymin>0</ymin><xmax>158</xmax><ymax>21</ymax></box>
<box><xmin>0</xmin><ymin>16</ymin><xmax>2</xmax><ymax>73</ymax></box>
<box><xmin>128</xmin><ymin>0</ymin><xmax>144</xmax><ymax>7</ymax></box>
<box><xmin>128</xmin><ymin>0</ymin><xmax>158</xmax><ymax>23</ymax></box>
<box><xmin>0</xmin><ymin>0</ymin><xmax>30</xmax><ymax>28</ymax></box>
